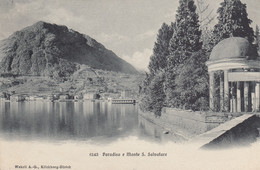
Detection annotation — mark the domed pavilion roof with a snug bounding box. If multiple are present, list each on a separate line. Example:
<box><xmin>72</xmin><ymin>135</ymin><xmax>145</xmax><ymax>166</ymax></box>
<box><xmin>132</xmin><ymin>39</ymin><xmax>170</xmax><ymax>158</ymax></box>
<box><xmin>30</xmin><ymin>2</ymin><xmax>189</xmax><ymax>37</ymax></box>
<box><xmin>209</xmin><ymin>37</ymin><xmax>257</xmax><ymax>61</ymax></box>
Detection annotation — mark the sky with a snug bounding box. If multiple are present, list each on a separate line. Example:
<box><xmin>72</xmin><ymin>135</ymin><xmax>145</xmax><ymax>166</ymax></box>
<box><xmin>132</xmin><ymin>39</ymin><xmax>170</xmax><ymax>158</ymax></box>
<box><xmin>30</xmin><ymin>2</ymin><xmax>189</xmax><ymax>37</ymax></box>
<box><xmin>0</xmin><ymin>0</ymin><xmax>259</xmax><ymax>71</ymax></box>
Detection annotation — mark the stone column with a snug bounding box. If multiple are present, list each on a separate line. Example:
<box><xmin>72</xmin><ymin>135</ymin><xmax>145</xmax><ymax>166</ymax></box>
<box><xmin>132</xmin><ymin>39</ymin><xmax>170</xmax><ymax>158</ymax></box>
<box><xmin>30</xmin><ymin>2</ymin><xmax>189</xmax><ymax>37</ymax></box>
<box><xmin>230</xmin><ymin>82</ymin><xmax>234</xmax><ymax>112</ymax></box>
<box><xmin>224</xmin><ymin>70</ymin><xmax>229</xmax><ymax>112</ymax></box>
<box><xmin>220</xmin><ymin>72</ymin><xmax>224</xmax><ymax>111</ymax></box>
<box><xmin>251</xmin><ymin>82</ymin><xmax>256</xmax><ymax>112</ymax></box>
<box><xmin>237</xmin><ymin>82</ymin><xmax>241</xmax><ymax>112</ymax></box>
<box><xmin>244</xmin><ymin>82</ymin><xmax>249</xmax><ymax>112</ymax></box>
<box><xmin>256</xmin><ymin>82</ymin><xmax>260</xmax><ymax>112</ymax></box>
<box><xmin>209</xmin><ymin>72</ymin><xmax>215</xmax><ymax>111</ymax></box>
<box><xmin>233</xmin><ymin>82</ymin><xmax>237</xmax><ymax>113</ymax></box>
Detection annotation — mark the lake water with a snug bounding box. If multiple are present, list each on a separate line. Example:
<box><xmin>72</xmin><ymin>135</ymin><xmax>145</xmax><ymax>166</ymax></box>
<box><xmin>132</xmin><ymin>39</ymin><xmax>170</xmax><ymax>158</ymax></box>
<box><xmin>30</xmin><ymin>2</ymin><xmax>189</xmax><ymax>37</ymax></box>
<box><xmin>0</xmin><ymin>101</ymin><xmax>182</xmax><ymax>144</ymax></box>
<box><xmin>1</xmin><ymin>101</ymin><xmax>260</xmax><ymax>170</ymax></box>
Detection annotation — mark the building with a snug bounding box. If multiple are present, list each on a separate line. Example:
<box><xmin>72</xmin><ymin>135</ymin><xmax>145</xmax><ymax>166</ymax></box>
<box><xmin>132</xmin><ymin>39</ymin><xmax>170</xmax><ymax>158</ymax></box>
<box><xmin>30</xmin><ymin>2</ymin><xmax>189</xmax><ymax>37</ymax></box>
<box><xmin>59</xmin><ymin>94</ymin><xmax>69</xmax><ymax>100</ymax></box>
<box><xmin>83</xmin><ymin>93</ymin><xmax>99</xmax><ymax>100</ymax></box>
<box><xmin>27</xmin><ymin>96</ymin><xmax>37</xmax><ymax>101</ymax></box>
<box><xmin>10</xmin><ymin>95</ymin><xmax>25</xmax><ymax>102</ymax></box>
<box><xmin>121</xmin><ymin>90</ymin><xmax>131</xmax><ymax>99</ymax></box>
<box><xmin>206</xmin><ymin>37</ymin><xmax>260</xmax><ymax>112</ymax></box>
<box><xmin>46</xmin><ymin>95</ymin><xmax>54</xmax><ymax>101</ymax></box>
<box><xmin>34</xmin><ymin>96</ymin><xmax>44</xmax><ymax>101</ymax></box>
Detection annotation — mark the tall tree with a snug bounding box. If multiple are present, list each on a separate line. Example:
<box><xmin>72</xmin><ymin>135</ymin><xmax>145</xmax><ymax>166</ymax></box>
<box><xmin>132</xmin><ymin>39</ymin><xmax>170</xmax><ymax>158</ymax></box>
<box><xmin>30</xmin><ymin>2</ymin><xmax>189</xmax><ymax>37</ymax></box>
<box><xmin>168</xmin><ymin>0</ymin><xmax>202</xmax><ymax>67</ymax></box>
<box><xmin>255</xmin><ymin>25</ymin><xmax>260</xmax><ymax>42</ymax></box>
<box><xmin>255</xmin><ymin>25</ymin><xmax>260</xmax><ymax>54</ymax></box>
<box><xmin>211</xmin><ymin>0</ymin><xmax>254</xmax><ymax>46</ymax></box>
<box><xmin>139</xmin><ymin>71</ymin><xmax>166</xmax><ymax>116</ymax></box>
<box><xmin>165</xmin><ymin>0</ymin><xmax>203</xmax><ymax>107</ymax></box>
<box><xmin>139</xmin><ymin>73</ymin><xmax>153</xmax><ymax>112</ymax></box>
<box><xmin>140</xmin><ymin>0</ymin><xmax>210</xmax><ymax>113</ymax></box>
<box><xmin>149</xmin><ymin>71</ymin><xmax>166</xmax><ymax>116</ymax></box>
<box><xmin>148</xmin><ymin>23</ymin><xmax>174</xmax><ymax>75</ymax></box>
<box><xmin>140</xmin><ymin>23</ymin><xmax>173</xmax><ymax>115</ymax></box>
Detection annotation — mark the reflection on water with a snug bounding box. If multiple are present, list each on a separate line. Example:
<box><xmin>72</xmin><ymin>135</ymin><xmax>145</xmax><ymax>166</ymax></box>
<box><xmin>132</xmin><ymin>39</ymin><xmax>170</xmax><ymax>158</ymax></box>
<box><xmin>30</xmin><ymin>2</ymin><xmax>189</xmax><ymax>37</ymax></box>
<box><xmin>138</xmin><ymin>116</ymin><xmax>184</xmax><ymax>143</ymax></box>
<box><xmin>0</xmin><ymin>101</ymin><xmax>181</xmax><ymax>143</ymax></box>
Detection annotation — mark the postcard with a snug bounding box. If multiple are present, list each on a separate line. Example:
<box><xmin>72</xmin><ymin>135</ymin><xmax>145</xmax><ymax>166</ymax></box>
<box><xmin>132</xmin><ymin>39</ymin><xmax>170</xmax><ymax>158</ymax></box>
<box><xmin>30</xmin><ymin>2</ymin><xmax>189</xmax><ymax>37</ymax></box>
<box><xmin>0</xmin><ymin>0</ymin><xmax>260</xmax><ymax>170</ymax></box>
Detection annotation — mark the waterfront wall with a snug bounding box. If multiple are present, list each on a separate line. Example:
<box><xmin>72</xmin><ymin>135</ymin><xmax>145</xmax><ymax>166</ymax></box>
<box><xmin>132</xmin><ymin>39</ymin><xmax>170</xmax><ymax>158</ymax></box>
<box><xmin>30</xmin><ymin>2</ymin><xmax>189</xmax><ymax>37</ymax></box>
<box><xmin>138</xmin><ymin>110</ymin><xmax>194</xmax><ymax>139</ymax></box>
<box><xmin>138</xmin><ymin>107</ymin><xmax>244</xmax><ymax>139</ymax></box>
<box><xmin>161</xmin><ymin>107</ymin><xmax>242</xmax><ymax>135</ymax></box>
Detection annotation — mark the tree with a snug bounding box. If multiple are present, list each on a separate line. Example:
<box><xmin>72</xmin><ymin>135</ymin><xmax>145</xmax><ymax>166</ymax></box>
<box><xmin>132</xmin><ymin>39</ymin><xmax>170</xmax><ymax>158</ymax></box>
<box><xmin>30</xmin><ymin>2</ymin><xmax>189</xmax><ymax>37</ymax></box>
<box><xmin>171</xmin><ymin>50</ymin><xmax>209</xmax><ymax>110</ymax></box>
<box><xmin>255</xmin><ymin>25</ymin><xmax>260</xmax><ymax>42</ymax></box>
<box><xmin>148</xmin><ymin>23</ymin><xmax>174</xmax><ymax>75</ymax></box>
<box><xmin>195</xmin><ymin>0</ymin><xmax>216</xmax><ymax>51</ymax></box>
<box><xmin>255</xmin><ymin>25</ymin><xmax>260</xmax><ymax>54</ymax></box>
<box><xmin>139</xmin><ymin>71</ymin><xmax>166</xmax><ymax>116</ymax></box>
<box><xmin>168</xmin><ymin>0</ymin><xmax>202</xmax><ymax>67</ymax></box>
<box><xmin>196</xmin><ymin>0</ymin><xmax>215</xmax><ymax>29</ymax></box>
<box><xmin>140</xmin><ymin>0</ymin><xmax>210</xmax><ymax>114</ymax></box>
<box><xmin>139</xmin><ymin>73</ymin><xmax>153</xmax><ymax>112</ymax></box>
<box><xmin>165</xmin><ymin>0</ymin><xmax>203</xmax><ymax>107</ymax></box>
<box><xmin>149</xmin><ymin>71</ymin><xmax>166</xmax><ymax>116</ymax></box>
<box><xmin>140</xmin><ymin>23</ymin><xmax>173</xmax><ymax>115</ymax></box>
<box><xmin>211</xmin><ymin>0</ymin><xmax>254</xmax><ymax>46</ymax></box>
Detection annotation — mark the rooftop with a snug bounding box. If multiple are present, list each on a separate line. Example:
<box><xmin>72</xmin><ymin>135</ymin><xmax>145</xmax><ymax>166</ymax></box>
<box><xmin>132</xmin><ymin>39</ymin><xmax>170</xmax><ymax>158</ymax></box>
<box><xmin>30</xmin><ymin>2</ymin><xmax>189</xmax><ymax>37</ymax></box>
<box><xmin>209</xmin><ymin>37</ymin><xmax>258</xmax><ymax>61</ymax></box>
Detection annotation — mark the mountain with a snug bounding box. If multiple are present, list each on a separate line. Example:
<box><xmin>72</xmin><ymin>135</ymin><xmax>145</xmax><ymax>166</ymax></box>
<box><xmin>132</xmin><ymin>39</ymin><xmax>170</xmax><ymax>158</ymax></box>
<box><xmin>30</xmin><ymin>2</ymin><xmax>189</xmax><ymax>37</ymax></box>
<box><xmin>0</xmin><ymin>21</ymin><xmax>137</xmax><ymax>77</ymax></box>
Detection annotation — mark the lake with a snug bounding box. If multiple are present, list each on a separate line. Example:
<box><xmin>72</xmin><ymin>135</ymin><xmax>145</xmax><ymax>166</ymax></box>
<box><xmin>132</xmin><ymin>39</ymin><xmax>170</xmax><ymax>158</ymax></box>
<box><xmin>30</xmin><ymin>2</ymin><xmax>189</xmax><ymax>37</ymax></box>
<box><xmin>1</xmin><ymin>101</ymin><xmax>260</xmax><ymax>170</ymax></box>
<box><xmin>0</xmin><ymin>101</ymin><xmax>182</xmax><ymax>144</ymax></box>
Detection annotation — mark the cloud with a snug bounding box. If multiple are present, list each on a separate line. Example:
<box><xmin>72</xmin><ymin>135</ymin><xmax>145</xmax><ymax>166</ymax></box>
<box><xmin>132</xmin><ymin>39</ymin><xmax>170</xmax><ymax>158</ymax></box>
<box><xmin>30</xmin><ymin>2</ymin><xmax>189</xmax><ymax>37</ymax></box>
<box><xmin>42</xmin><ymin>7</ymin><xmax>85</xmax><ymax>25</ymax></box>
<box><xmin>0</xmin><ymin>0</ymin><xmax>50</xmax><ymax>39</ymax></box>
<box><xmin>121</xmin><ymin>49</ymin><xmax>152</xmax><ymax>71</ymax></box>
<box><xmin>1</xmin><ymin>0</ymin><xmax>259</xmax><ymax>60</ymax></box>
<box><xmin>135</xmin><ymin>30</ymin><xmax>157</xmax><ymax>41</ymax></box>
<box><xmin>164</xmin><ymin>11</ymin><xmax>175</xmax><ymax>19</ymax></box>
<box><xmin>0</xmin><ymin>0</ymin><xmax>95</xmax><ymax>39</ymax></box>
<box><xmin>0</xmin><ymin>32</ymin><xmax>6</xmax><ymax>40</ymax></box>
<box><xmin>95</xmin><ymin>33</ymin><xmax>129</xmax><ymax>43</ymax></box>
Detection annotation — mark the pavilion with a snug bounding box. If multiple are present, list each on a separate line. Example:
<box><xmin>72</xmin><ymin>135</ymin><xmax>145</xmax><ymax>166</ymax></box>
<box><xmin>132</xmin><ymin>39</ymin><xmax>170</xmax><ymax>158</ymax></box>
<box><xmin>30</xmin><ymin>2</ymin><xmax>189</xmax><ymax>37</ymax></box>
<box><xmin>206</xmin><ymin>37</ymin><xmax>260</xmax><ymax>112</ymax></box>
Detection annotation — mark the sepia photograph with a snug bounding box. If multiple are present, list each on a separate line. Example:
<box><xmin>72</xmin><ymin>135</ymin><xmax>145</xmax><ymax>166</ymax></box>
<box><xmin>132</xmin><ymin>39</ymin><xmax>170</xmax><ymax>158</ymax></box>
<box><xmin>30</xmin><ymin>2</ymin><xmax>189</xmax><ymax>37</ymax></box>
<box><xmin>0</xmin><ymin>0</ymin><xmax>260</xmax><ymax>169</ymax></box>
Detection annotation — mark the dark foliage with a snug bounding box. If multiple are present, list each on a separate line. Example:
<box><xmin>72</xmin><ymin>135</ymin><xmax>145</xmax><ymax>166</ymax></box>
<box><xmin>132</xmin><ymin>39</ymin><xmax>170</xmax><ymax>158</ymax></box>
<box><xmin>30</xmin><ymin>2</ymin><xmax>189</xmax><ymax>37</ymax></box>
<box><xmin>140</xmin><ymin>0</ymin><xmax>209</xmax><ymax>114</ymax></box>
<box><xmin>168</xmin><ymin>0</ymin><xmax>202</xmax><ymax>67</ymax></box>
<box><xmin>166</xmin><ymin>50</ymin><xmax>209</xmax><ymax>111</ymax></box>
<box><xmin>255</xmin><ymin>25</ymin><xmax>260</xmax><ymax>55</ymax></box>
<box><xmin>149</xmin><ymin>23</ymin><xmax>174</xmax><ymax>74</ymax></box>
<box><xmin>139</xmin><ymin>71</ymin><xmax>166</xmax><ymax>116</ymax></box>
<box><xmin>210</xmin><ymin>0</ymin><xmax>254</xmax><ymax>48</ymax></box>
<box><xmin>165</xmin><ymin>0</ymin><xmax>205</xmax><ymax>110</ymax></box>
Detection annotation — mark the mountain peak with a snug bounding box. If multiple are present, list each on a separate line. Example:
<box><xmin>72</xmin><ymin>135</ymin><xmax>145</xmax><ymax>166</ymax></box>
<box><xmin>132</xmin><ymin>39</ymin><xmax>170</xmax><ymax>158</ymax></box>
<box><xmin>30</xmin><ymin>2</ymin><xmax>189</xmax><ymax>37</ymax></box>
<box><xmin>0</xmin><ymin>21</ymin><xmax>138</xmax><ymax>77</ymax></box>
<box><xmin>31</xmin><ymin>21</ymin><xmax>57</xmax><ymax>31</ymax></box>
<box><xmin>33</xmin><ymin>21</ymin><xmax>48</xmax><ymax>27</ymax></box>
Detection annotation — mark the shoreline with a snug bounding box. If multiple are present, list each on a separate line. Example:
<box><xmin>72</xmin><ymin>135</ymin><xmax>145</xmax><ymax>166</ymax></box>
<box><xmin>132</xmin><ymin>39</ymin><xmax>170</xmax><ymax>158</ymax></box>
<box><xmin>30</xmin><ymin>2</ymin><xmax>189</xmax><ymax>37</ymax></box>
<box><xmin>138</xmin><ymin>109</ymin><xmax>197</xmax><ymax>141</ymax></box>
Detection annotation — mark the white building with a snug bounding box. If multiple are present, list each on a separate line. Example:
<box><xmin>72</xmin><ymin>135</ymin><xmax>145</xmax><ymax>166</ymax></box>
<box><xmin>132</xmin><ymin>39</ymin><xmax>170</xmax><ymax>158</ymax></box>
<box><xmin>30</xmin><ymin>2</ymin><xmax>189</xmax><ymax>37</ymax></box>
<box><xmin>207</xmin><ymin>37</ymin><xmax>260</xmax><ymax>112</ymax></box>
